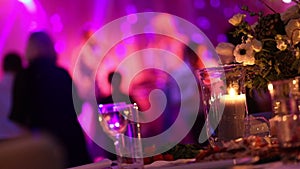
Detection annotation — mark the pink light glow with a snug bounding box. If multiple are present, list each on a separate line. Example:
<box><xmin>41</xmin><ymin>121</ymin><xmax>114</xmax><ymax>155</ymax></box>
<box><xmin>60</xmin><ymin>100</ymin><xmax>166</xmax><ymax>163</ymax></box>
<box><xmin>192</xmin><ymin>33</ymin><xmax>205</xmax><ymax>43</ymax></box>
<box><xmin>50</xmin><ymin>14</ymin><xmax>63</xmax><ymax>33</ymax></box>
<box><xmin>115</xmin><ymin>45</ymin><xmax>127</xmax><ymax>58</ymax></box>
<box><xmin>126</xmin><ymin>14</ymin><xmax>138</xmax><ymax>24</ymax></box>
<box><xmin>54</xmin><ymin>40</ymin><xmax>66</xmax><ymax>54</ymax></box>
<box><xmin>121</xmin><ymin>22</ymin><xmax>131</xmax><ymax>33</ymax></box>
<box><xmin>18</xmin><ymin>0</ymin><xmax>36</xmax><ymax>12</ymax></box>
<box><xmin>0</xmin><ymin>3</ymin><xmax>18</xmax><ymax>63</ymax></box>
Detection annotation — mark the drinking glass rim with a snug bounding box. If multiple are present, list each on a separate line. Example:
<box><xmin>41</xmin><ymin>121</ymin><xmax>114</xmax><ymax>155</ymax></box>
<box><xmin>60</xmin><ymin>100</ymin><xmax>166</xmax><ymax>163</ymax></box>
<box><xmin>196</xmin><ymin>63</ymin><xmax>243</xmax><ymax>73</ymax></box>
<box><xmin>98</xmin><ymin>102</ymin><xmax>138</xmax><ymax>114</ymax></box>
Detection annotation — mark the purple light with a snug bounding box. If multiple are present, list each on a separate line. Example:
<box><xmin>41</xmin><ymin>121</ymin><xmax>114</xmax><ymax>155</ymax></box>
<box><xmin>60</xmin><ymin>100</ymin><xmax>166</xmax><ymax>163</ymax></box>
<box><xmin>233</xmin><ymin>5</ymin><xmax>240</xmax><ymax>13</ymax></box>
<box><xmin>29</xmin><ymin>21</ymin><xmax>38</xmax><ymax>31</ymax></box>
<box><xmin>144</xmin><ymin>8</ymin><xmax>154</xmax><ymax>12</ymax></box>
<box><xmin>125</xmin><ymin>37</ymin><xmax>135</xmax><ymax>44</ymax></box>
<box><xmin>115</xmin><ymin>122</ymin><xmax>120</xmax><ymax>127</ymax></box>
<box><xmin>217</xmin><ymin>34</ymin><xmax>227</xmax><ymax>43</ymax></box>
<box><xmin>192</xmin><ymin>33</ymin><xmax>205</xmax><ymax>43</ymax></box>
<box><xmin>197</xmin><ymin>17</ymin><xmax>210</xmax><ymax>30</ymax></box>
<box><xmin>127</xmin><ymin>14</ymin><xmax>138</xmax><ymax>24</ymax></box>
<box><xmin>194</xmin><ymin>0</ymin><xmax>206</xmax><ymax>9</ymax></box>
<box><xmin>0</xmin><ymin>1</ymin><xmax>19</xmax><ymax>61</ymax></box>
<box><xmin>210</xmin><ymin>0</ymin><xmax>220</xmax><ymax>8</ymax></box>
<box><xmin>109</xmin><ymin>124</ymin><xmax>114</xmax><ymax>129</ymax></box>
<box><xmin>206</xmin><ymin>50</ymin><xmax>214</xmax><ymax>59</ymax></box>
<box><xmin>144</xmin><ymin>25</ymin><xmax>154</xmax><ymax>33</ymax></box>
<box><xmin>115</xmin><ymin>44</ymin><xmax>126</xmax><ymax>58</ymax></box>
<box><xmin>54</xmin><ymin>40</ymin><xmax>66</xmax><ymax>54</ymax></box>
<box><xmin>223</xmin><ymin>8</ymin><xmax>234</xmax><ymax>18</ymax></box>
<box><xmin>50</xmin><ymin>14</ymin><xmax>63</xmax><ymax>33</ymax></box>
<box><xmin>126</xmin><ymin>4</ymin><xmax>137</xmax><ymax>14</ymax></box>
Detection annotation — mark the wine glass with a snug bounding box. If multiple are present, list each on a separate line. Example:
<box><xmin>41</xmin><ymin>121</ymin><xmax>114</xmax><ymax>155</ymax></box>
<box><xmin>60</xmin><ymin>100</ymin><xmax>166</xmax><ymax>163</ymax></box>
<box><xmin>98</xmin><ymin>102</ymin><xmax>127</xmax><ymax>138</ymax></box>
<box><xmin>98</xmin><ymin>102</ymin><xmax>143</xmax><ymax>169</ymax></box>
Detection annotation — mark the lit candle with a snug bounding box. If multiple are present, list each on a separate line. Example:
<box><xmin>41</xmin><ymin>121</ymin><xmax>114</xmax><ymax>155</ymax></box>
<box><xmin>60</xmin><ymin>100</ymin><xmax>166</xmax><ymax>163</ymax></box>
<box><xmin>218</xmin><ymin>87</ymin><xmax>246</xmax><ymax>141</ymax></box>
<box><xmin>223</xmin><ymin>88</ymin><xmax>246</xmax><ymax>114</ymax></box>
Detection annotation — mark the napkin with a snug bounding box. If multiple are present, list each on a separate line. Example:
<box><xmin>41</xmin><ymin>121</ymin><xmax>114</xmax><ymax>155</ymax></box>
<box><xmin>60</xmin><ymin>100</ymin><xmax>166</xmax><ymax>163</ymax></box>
<box><xmin>68</xmin><ymin>159</ymin><xmax>112</xmax><ymax>169</ymax></box>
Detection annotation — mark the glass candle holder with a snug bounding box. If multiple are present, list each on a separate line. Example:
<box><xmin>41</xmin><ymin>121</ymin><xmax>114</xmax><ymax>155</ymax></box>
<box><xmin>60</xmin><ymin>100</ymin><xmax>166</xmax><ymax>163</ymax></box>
<box><xmin>197</xmin><ymin>64</ymin><xmax>248</xmax><ymax>146</ymax></box>
<box><xmin>268</xmin><ymin>77</ymin><xmax>300</xmax><ymax>163</ymax></box>
<box><xmin>268</xmin><ymin>77</ymin><xmax>300</xmax><ymax>116</ymax></box>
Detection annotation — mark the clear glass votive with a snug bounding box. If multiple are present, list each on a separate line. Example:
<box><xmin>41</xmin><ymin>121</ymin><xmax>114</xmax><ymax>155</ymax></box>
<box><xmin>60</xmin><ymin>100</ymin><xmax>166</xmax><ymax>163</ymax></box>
<box><xmin>268</xmin><ymin>77</ymin><xmax>300</xmax><ymax>163</ymax></box>
<box><xmin>268</xmin><ymin>77</ymin><xmax>300</xmax><ymax>116</ymax></box>
<box><xmin>197</xmin><ymin>64</ymin><xmax>248</xmax><ymax>146</ymax></box>
<box><xmin>98</xmin><ymin>103</ymin><xmax>144</xmax><ymax>169</ymax></box>
<box><xmin>276</xmin><ymin>114</ymin><xmax>300</xmax><ymax>163</ymax></box>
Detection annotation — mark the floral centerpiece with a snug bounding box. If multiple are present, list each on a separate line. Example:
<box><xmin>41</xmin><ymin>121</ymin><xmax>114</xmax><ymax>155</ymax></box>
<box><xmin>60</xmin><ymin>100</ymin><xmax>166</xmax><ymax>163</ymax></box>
<box><xmin>216</xmin><ymin>1</ymin><xmax>300</xmax><ymax>92</ymax></box>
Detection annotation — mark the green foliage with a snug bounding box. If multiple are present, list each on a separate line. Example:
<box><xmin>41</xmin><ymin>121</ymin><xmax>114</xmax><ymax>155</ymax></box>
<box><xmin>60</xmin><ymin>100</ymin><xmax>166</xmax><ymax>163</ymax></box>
<box><xmin>163</xmin><ymin>144</ymin><xmax>202</xmax><ymax>160</ymax></box>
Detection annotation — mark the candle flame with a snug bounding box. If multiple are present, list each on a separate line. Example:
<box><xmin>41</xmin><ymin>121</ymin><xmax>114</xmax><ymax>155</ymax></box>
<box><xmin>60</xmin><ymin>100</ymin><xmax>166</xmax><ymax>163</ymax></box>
<box><xmin>268</xmin><ymin>83</ymin><xmax>273</xmax><ymax>91</ymax></box>
<box><xmin>228</xmin><ymin>87</ymin><xmax>237</xmax><ymax>96</ymax></box>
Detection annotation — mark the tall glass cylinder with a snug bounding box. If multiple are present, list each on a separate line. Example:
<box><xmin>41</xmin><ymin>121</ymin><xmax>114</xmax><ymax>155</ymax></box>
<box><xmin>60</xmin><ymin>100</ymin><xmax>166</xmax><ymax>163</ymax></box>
<box><xmin>268</xmin><ymin>77</ymin><xmax>300</xmax><ymax>116</ymax></box>
<box><xmin>197</xmin><ymin>64</ymin><xmax>248</xmax><ymax>146</ymax></box>
<box><xmin>268</xmin><ymin>77</ymin><xmax>300</xmax><ymax>163</ymax></box>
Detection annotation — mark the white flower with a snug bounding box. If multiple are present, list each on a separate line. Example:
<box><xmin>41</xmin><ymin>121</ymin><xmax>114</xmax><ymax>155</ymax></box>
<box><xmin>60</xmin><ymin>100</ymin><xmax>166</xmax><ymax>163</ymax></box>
<box><xmin>229</xmin><ymin>13</ymin><xmax>246</xmax><ymax>26</ymax></box>
<box><xmin>275</xmin><ymin>34</ymin><xmax>289</xmax><ymax>51</ymax></box>
<box><xmin>251</xmin><ymin>39</ymin><xmax>262</xmax><ymax>52</ymax></box>
<box><xmin>215</xmin><ymin>42</ymin><xmax>235</xmax><ymax>64</ymax></box>
<box><xmin>285</xmin><ymin>19</ymin><xmax>300</xmax><ymax>45</ymax></box>
<box><xmin>276</xmin><ymin>40</ymin><xmax>288</xmax><ymax>51</ymax></box>
<box><xmin>233</xmin><ymin>42</ymin><xmax>255</xmax><ymax>65</ymax></box>
<box><xmin>281</xmin><ymin>4</ymin><xmax>300</xmax><ymax>23</ymax></box>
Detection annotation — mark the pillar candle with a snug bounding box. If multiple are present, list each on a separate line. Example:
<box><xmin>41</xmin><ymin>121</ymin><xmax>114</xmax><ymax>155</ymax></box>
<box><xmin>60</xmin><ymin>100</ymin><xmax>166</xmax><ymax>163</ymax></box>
<box><xmin>218</xmin><ymin>88</ymin><xmax>246</xmax><ymax>141</ymax></box>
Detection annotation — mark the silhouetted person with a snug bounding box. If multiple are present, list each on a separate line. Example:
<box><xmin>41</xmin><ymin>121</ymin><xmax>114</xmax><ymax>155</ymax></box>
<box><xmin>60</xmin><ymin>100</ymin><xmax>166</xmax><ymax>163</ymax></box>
<box><xmin>0</xmin><ymin>52</ymin><xmax>26</xmax><ymax>139</ymax></box>
<box><xmin>9</xmin><ymin>31</ymin><xmax>92</xmax><ymax>167</ymax></box>
<box><xmin>98</xmin><ymin>71</ymin><xmax>134</xmax><ymax>104</ymax></box>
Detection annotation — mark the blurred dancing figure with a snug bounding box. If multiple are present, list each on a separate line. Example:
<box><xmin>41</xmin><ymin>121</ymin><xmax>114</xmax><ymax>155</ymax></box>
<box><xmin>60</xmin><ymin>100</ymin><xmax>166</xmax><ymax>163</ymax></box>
<box><xmin>0</xmin><ymin>52</ymin><xmax>26</xmax><ymax>139</ymax></box>
<box><xmin>9</xmin><ymin>31</ymin><xmax>92</xmax><ymax>167</ymax></box>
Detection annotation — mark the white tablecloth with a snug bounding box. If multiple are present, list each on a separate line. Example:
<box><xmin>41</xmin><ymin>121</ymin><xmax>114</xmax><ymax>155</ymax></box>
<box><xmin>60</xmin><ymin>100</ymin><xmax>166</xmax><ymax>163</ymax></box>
<box><xmin>72</xmin><ymin>159</ymin><xmax>300</xmax><ymax>169</ymax></box>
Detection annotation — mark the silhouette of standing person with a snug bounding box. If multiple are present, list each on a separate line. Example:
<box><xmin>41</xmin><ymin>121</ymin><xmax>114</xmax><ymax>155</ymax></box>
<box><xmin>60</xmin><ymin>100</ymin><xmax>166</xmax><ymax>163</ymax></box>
<box><xmin>0</xmin><ymin>52</ymin><xmax>27</xmax><ymax>139</ymax></box>
<box><xmin>98</xmin><ymin>71</ymin><xmax>134</xmax><ymax>105</ymax></box>
<box><xmin>9</xmin><ymin>31</ymin><xmax>92</xmax><ymax>167</ymax></box>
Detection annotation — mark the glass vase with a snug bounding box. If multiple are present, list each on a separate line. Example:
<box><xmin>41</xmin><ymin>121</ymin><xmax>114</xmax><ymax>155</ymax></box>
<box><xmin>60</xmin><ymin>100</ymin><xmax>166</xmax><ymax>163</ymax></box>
<box><xmin>197</xmin><ymin>64</ymin><xmax>248</xmax><ymax>146</ymax></box>
<box><xmin>268</xmin><ymin>77</ymin><xmax>300</xmax><ymax>116</ymax></box>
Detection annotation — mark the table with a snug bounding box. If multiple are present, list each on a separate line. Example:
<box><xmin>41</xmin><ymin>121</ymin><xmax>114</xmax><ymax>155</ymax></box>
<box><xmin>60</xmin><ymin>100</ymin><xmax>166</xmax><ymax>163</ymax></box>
<box><xmin>70</xmin><ymin>158</ymin><xmax>300</xmax><ymax>169</ymax></box>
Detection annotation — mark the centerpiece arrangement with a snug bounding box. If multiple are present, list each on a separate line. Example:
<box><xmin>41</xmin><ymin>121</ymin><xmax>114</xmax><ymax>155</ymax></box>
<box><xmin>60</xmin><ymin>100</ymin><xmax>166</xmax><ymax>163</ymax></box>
<box><xmin>216</xmin><ymin>1</ymin><xmax>300</xmax><ymax>92</ymax></box>
<box><xmin>214</xmin><ymin>1</ymin><xmax>300</xmax><ymax>163</ymax></box>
